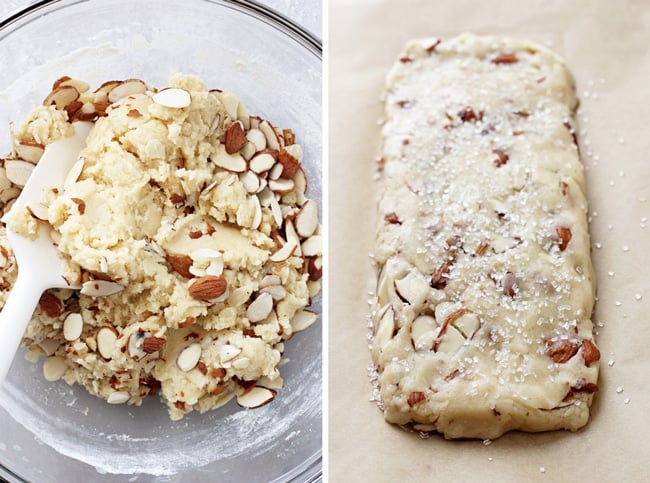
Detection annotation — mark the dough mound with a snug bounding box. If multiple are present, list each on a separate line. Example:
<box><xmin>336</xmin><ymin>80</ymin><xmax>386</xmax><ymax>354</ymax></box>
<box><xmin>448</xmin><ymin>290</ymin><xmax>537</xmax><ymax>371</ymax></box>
<box><xmin>1</xmin><ymin>74</ymin><xmax>321</xmax><ymax>419</ymax></box>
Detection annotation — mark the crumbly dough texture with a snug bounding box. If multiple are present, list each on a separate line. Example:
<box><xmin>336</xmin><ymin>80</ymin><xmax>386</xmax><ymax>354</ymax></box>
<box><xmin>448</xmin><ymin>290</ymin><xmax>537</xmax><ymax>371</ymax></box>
<box><xmin>372</xmin><ymin>34</ymin><xmax>599</xmax><ymax>439</ymax></box>
<box><xmin>0</xmin><ymin>74</ymin><xmax>321</xmax><ymax>419</ymax></box>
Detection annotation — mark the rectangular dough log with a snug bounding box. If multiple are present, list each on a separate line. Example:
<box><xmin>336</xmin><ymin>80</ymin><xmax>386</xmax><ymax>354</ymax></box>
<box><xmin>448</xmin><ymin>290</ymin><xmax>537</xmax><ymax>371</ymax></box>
<box><xmin>372</xmin><ymin>33</ymin><xmax>599</xmax><ymax>440</ymax></box>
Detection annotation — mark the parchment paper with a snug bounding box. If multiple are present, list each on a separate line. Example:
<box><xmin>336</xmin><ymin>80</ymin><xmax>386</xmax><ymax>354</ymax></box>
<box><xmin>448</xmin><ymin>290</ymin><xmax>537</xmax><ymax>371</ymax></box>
<box><xmin>328</xmin><ymin>0</ymin><xmax>650</xmax><ymax>480</ymax></box>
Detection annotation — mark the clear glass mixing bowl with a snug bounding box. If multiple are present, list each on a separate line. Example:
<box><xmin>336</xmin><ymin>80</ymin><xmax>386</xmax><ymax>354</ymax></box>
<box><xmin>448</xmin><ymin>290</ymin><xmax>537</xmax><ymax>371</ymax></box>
<box><xmin>0</xmin><ymin>1</ymin><xmax>322</xmax><ymax>481</ymax></box>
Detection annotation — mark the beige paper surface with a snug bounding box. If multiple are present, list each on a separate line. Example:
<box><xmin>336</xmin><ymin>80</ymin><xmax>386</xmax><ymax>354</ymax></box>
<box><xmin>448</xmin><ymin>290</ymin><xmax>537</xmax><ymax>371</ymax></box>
<box><xmin>328</xmin><ymin>0</ymin><xmax>650</xmax><ymax>480</ymax></box>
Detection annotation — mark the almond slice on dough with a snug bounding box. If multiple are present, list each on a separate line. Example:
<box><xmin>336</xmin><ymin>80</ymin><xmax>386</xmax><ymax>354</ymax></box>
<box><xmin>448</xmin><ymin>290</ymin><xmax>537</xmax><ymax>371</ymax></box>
<box><xmin>236</xmin><ymin>386</ymin><xmax>277</xmax><ymax>408</ymax></box>
<box><xmin>152</xmin><ymin>87</ymin><xmax>191</xmax><ymax>108</ymax></box>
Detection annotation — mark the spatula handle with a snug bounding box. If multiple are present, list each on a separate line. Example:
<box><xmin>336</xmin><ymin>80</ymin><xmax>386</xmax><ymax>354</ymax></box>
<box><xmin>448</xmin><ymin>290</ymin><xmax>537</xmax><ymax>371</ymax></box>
<box><xmin>0</xmin><ymin>273</ymin><xmax>43</xmax><ymax>387</ymax></box>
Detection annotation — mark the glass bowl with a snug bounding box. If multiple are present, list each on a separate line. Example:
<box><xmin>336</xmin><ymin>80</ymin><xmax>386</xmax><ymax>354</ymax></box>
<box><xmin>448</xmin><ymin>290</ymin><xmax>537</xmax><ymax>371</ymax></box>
<box><xmin>0</xmin><ymin>1</ymin><xmax>322</xmax><ymax>481</ymax></box>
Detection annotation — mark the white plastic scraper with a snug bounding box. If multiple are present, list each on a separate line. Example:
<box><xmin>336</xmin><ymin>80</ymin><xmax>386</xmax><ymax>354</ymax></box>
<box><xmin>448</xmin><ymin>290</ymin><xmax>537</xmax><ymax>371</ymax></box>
<box><xmin>0</xmin><ymin>122</ymin><xmax>91</xmax><ymax>387</ymax></box>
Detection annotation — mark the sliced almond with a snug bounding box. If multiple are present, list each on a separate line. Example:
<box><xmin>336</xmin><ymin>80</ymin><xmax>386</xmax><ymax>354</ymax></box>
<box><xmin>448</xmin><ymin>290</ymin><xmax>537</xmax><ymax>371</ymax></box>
<box><xmin>188</xmin><ymin>275</ymin><xmax>228</xmax><ymax>301</ymax></box>
<box><xmin>240</xmin><ymin>170</ymin><xmax>260</xmax><ymax>193</ymax></box>
<box><xmin>237</xmin><ymin>102</ymin><xmax>250</xmax><ymax>129</ymax></box>
<box><xmin>435</xmin><ymin>325</ymin><xmax>465</xmax><ymax>353</ymax></box>
<box><xmin>92</xmin><ymin>100</ymin><xmax>110</xmax><ymax>116</ymax></box>
<box><xmin>0</xmin><ymin>167</ymin><xmax>11</xmax><ymax>191</ymax></box>
<box><xmin>225</xmin><ymin>121</ymin><xmax>247</xmax><ymax>154</ymax></box>
<box><xmin>63</xmin><ymin>312</ymin><xmax>83</xmax><ymax>341</ymax></box>
<box><xmin>167</xmin><ymin>254</ymin><xmax>194</xmax><ymax>278</ymax></box>
<box><xmin>211</xmin><ymin>144</ymin><xmax>247</xmax><ymax>172</ymax></box>
<box><xmin>269</xmin><ymin>192</ymin><xmax>283</xmax><ymax>227</ymax></box>
<box><xmin>5</xmin><ymin>159</ymin><xmax>34</xmax><ymax>186</ymax></box>
<box><xmin>107</xmin><ymin>391</ymin><xmax>130</xmax><ymax>405</ymax></box>
<box><xmin>501</xmin><ymin>271</ymin><xmax>518</xmax><ymax>297</ymax></box>
<box><xmin>232</xmin><ymin>357</ymin><xmax>251</xmax><ymax>370</ymax></box>
<box><xmin>284</xmin><ymin>220</ymin><xmax>302</xmax><ymax>256</ymax></box>
<box><xmin>249</xmin><ymin>153</ymin><xmax>276</xmax><ymax>174</ymax></box>
<box><xmin>201</xmin><ymin>180</ymin><xmax>219</xmax><ymax>198</ymax></box>
<box><xmin>43</xmin><ymin>356</ymin><xmax>68</xmax><ymax>381</ymax></box>
<box><xmin>394</xmin><ymin>276</ymin><xmax>414</xmax><ymax>304</ymax></box>
<box><xmin>407</xmin><ymin>391</ymin><xmax>426</xmax><ymax>407</ymax></box>
<box><xmin>152</xmin><ymin>87</ymin><xmax>191</xmax><ymax>108</ymax></box>
<box><xmin>63</xmin><ymin>100</ymin><xmax>82</xmax><ymax>118</ymax></box>
<box><xmin>15</xmin><ymin>142</ymin><xmax>44</xmax><ymax>164</ymax></box>
<box><xmin>64</xmin><ymin>158</ymin><xmax>85</xmax><ymax>189</ymax></box>
<box><xmin>260</xmin><ymin>284</ymin><xmax>287</xmax><ymax>301</ymax></box>
<box><xmin>293</xmin><ymin>169</ymin><xmax>308</xmax><ymax>196</ymax></box>
<box><xmin>205</xmin><ymin>257</ymin><xmax>225</xmax><ymax>277</ymax></box>
<box><xmin>251</xmin><ymin>194</ymin><xmax>262</xmax><ymax>230</ymax></box>
<box><xmin>256</xmin><ymin>177</ymin><xmax>268</xmax><ymax>194</ymax></box>
<box><xmin>246</xmin><ymin>292</ymin><xmax>274</xmax><ymax>322</ymax></box>
<box><xmin>128</xmin><ymin>330</ymin><xmax>147</xmax><ymax>360</ymax></box>
<box><xmin>107</xmin><ymin>79</ymin><xmax>147</xmax><ymax>103</ymax></box>
<box><xmin>72</xmin><ymin>102</ymin><xmax>99</xmax><ymax>121</ymax></box>
<box><xmin>236</xmin><ymin>386</ymin><xmax>276</xmax><ymax>409</ymax></box>
<box><xmin>144</xmin><ymin>239</ymin><xmax>166</xmax><ymax>257</ymax></box>
<box><xmin>306</xmin><ymin>256</ymin><xmax>323</xmax><ymax>281</ymax></box>
<box><xmin>269</xmin><ymin>162</ymin><xmax>284</xmax><ymax>181</ymax></box>
<box><xmin>259</xmin><ymin>375</ymin><xmax>284</xmax><ymax>390</ymax></box>
<box><xmin>376</xmin><ymin>266</ymin><xmax>391</xmax><ymax>306</ymax></box>
<box><xmin>259</xmin><ymin>274</ymin><xmax>282</xmax><ymax>288</ymax></box>
<box><xmin>257</xmin><ymin>187</ymin><xmax>275</xmax><ymax>207</ymax></box>
<box><xmin>290</xmin><ymin>309</ymin><xmax>318</xmax><ymax>333</ymax></box>
<box><xmin>295</xmin><ymin>199</ymin><xmax>319</xmax><ymax>238</ymax></box>
<box><xmin>278</xmin><ymin>145</ymin><xmax>302</xmax><ymax>179</ymax></box>
<box><xmin>268</xmin><ymin>178</ymin><xmax>295</xmax><ymax>194</ymax></box>
<box><xmin>38</xmin><ymin>338</ymin><xmax>61</xmax><ymax>356</ymax></box>
<box><xmin>452</xmin><ymin>312</ymin><xmax>480</xmax><ymax>338</ymax></box>
<box><xmin>49</xmin><ymin>229</ymin><xmax>61</xmax><ymax>245</ymax></box>
<box><xmin>99</xmin><ymin>256</ymin><xmax>108</xmax><ymax>273</ymax></box>
<box><xmin>228</xmin><ymin>286</ymin><xmax>253</xmax><ymax>307</ymax></box>
<box><xmin>581</xmin><ymin>339</ymin><xmax>601</xmax><ymax>366</ymax></box>
<box><xmin>80</xmin><ymin>280</ymin><xmax>125</xmax><ymax>297</ymax></box>
<box><xmin>284</xmin><ymin>217</ymin><xmax>300</xmax><ymax>240</ymax></box>
<box><xmin>240</xmin><ymin>141</ymin><xmax>257</xmax><ymax>161</ymax></box>
<box><xmin>246</xmin><ymin>128</ymin><xmax>266</xmax><ymax>151</ymax></box>
<box><xmin>224</xmin><ymin>172</ymin><xmax>237</xmax><ymax>185</ymax></box>
<box><xmin>546</xmin><ymin>339</ymin><xmax>579</xmax><ymax>363</ymax></box>
<box><xmin>301</xmin><ymin>235</ymin><xmax>322</xmax><ymax>257</ymax></box>
<box><xmin>142</xmin><ymin>336</ymin><xmax>166</xmax><ymax>353</ymax></box>
<box><xmin>0</xmin><ymin>186</ymin><xmax>20</xmax><ymax>204</ymax></box>
<box><xmin>38</xmin><ymin>292</ymin><xmax>63</xmax><ymax>318</ymax></box>
<box><xmin>177</xmin><ymin>342</ymin><xmax>202</xmax><ymax>372</ymax></box>
<box><xmin>27</xmin><ymin>202</ymin><xmax>49</xmax><ymax>221</ymax></box>
<box><xmin>375</xmin><ymin>306</ymin><xmax>395</xmax><ymax>350</ymax></box>
<box><xmin>218</xmin><ymin>91</ymin><xmax>240</xmax><ymax>119</ymax></box>
<box><xmin>270</xmin><ymin>238</ymin><xmax>298</xmax><ymax>262</ymax></box>
<box><xmin>93</xmin><ymin>80</ymin><xmax>121</xmax><ymax>100</ymax></box>
<box><xmin>259</xmin><ymin>120</ymin><xmax>280</xmax><ymax>151</ymax></box>
<box><xmin>434</xmin><ymin>301</ymin><xmax>458</xmax><ymax>324</ymax></box>
<box><xmin>43</xmin><ymin>85</ymin><xmax>79</xmax><ymax>109</ymax></box>
<box><xmin>97</xmin><ymin>327</ymin><xmax>118</xmax><ymax>360</ymax></box>
<box><xmin>189</xmin><ymin>265</ymin><xmax>206</xmax><ymax>277</ymax></box>
<box><xmin>282</xmin><ymin>128</ymin><xmax>296</xmax><ymax>146</ymax></box>
<box><xmin>218</xmin><ymin>344</ymin><xmax>242</xmax><ymax>362</ymax></box>
<box><xmin>70</xmin><ymin>197</ymin><xmax>85</xmax><ymax>215</ymax></box>
<box><xmin>54</xmin><ymin>76</ymin><xmax>90</xmax><ymax>93</ymax></box>
<box><xmin>209</xmin><ymin>112</ymin><xmax>223</xmax><ymax>136</ymax></box>
<box><xmin>411</xmin><ymin>315</ymin><xmax>438</xmax><ymax>351</ymax></box>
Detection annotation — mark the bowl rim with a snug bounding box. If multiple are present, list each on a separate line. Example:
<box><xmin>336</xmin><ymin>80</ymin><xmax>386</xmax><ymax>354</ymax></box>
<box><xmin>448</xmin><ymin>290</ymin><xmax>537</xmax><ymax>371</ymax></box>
<box><xmin>0</xmin><ymin>0</ymin><xmax>323</xmax><ymax>482</ymax></box>
<box><xmin>0</xmin><ymin>0</ymin><xmax>323</xmax><ymax>59</ymax></box>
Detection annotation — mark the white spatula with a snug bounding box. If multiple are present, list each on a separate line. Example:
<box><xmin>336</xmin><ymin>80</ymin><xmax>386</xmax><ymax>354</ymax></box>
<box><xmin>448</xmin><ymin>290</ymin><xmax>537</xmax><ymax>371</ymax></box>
<box><xmin>0</xmin><ymin>122</ymin><xmax>91</xmax><ymax>387</ymax></box>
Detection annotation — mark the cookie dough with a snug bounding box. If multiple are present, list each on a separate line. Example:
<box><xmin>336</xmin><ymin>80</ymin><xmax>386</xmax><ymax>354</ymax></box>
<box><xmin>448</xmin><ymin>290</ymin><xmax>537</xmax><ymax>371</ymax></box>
<box><xmin>0</xmin><ymin>74</ymin><xmax>321</xmax><ymax>419</ymax></box>
<box><xmin>372</xmin><ymin>34</ymin><xmax>599</xmax><ymax>439</ymax></box>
